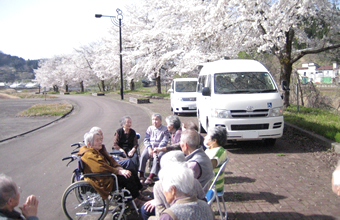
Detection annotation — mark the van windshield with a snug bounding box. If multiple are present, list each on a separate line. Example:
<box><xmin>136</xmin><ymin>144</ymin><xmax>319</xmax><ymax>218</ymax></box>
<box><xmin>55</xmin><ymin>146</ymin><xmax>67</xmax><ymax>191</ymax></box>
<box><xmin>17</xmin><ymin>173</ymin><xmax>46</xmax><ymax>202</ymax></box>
<box><xmin>214</xmin><ymin>72</ymin><xmax>277</xmax><ymax>94</ymax></box>
<box><xmin>175</xmin><ymin>81</ymin><xmax>197</xmax><ymax>92</ymax></box>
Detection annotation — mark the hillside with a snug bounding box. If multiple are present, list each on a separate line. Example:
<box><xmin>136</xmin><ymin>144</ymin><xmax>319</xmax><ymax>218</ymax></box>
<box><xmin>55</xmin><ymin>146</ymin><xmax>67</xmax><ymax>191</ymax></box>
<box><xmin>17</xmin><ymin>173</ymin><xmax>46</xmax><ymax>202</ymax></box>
<box><xmin>0</xmin><ymin>51</ymin><xmax>39</xmax><ymax>83</ymax></box>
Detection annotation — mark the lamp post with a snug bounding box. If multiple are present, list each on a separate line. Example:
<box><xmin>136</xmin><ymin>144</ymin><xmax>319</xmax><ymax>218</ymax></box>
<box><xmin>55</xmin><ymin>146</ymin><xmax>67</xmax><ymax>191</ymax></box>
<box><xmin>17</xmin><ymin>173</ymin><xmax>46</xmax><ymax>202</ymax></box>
<box><xmin>95</xmin><ymin>9</ymin><xmax>124</xmax><ymax>100</ymax></box>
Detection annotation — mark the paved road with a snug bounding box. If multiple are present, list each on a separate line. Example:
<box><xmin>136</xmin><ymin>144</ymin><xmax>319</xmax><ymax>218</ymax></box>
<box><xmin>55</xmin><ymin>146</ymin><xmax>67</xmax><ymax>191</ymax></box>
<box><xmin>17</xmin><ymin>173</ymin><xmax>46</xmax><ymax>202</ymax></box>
<box><xmin>0</xmin><ymin>94</ymin><xmax>151</xmax><ymax>219</ymax></box>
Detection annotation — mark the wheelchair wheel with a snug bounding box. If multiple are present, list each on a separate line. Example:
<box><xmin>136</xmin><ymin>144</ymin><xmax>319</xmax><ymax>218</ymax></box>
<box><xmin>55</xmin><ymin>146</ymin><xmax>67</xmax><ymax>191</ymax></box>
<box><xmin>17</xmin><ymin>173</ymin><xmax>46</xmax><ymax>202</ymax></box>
<box><xmin>71</xmin><ymin>172</ymin><xmax>76</xmax><ymax>184</ymax></box>
<box><xmin>61</xmin><ymin>180</ymin><xmax>109</xmax><ymax>220</ymax></box>
<box><xmin>112</xmin><ymin>211</ymin><xmax>126</xmax><ymax>220</ymax></box>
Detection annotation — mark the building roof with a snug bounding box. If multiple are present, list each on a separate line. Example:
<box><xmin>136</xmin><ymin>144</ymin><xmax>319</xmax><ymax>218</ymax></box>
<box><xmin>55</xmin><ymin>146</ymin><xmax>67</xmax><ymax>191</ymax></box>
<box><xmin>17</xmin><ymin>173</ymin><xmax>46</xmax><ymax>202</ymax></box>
<box><xmin>317</xmin><ymin>65</ymin><xmax>333</xmax><ymax>70</ymax></box>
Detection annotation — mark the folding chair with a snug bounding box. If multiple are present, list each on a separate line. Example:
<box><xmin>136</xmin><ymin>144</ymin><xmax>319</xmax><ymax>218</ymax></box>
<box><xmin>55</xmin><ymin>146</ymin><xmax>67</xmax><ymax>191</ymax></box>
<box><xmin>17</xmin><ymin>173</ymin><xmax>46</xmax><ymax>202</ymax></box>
<box><xmin>209</xmin><ymin>157</ymin><xmax>229</xmax><ymax>220</ymax></box>
<box><xmin>205</xmin><ymin>188</ymin><xmax>217</xmax><ymax>206</ymax></box>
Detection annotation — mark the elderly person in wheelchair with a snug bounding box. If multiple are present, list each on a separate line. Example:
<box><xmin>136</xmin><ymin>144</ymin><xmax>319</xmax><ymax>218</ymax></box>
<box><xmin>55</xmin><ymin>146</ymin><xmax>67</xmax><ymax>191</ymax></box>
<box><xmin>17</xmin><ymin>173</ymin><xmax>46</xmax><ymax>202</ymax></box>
<box><xmin>78</xmin><ymin>131</ymin><xmax>150</xmax><ymax>207</ymax></box>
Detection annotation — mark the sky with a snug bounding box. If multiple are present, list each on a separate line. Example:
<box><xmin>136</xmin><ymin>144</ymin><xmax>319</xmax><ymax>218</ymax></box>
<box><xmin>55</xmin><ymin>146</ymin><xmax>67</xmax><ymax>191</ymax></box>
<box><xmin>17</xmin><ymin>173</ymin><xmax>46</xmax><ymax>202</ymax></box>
<box><xmin>0</xmin><ymin>0</ymin><xmax>136</xmax><ymax>60</ymax></box>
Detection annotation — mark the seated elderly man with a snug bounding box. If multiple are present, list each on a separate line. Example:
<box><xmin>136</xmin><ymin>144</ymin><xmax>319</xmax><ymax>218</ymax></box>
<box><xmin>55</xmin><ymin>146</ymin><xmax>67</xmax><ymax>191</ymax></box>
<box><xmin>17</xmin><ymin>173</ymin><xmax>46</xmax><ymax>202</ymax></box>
<box><xmin>0</xmin><ymin>173</ymin><xmax>39</xmax><ymax>220</ymax></box>
<box><xmin>180</xmin><ymin>129</ymin><xmax>214</xmax><ymax>190</ymax></box>
<box><xmin>158</xmin><ymin>163</ymin><xmax>214</xmax><ymax>220</ymax></box>
<box><xmin>139</xmin><ymin>113</ymin><xmax>169</xmax><ymax>185</ymax></box>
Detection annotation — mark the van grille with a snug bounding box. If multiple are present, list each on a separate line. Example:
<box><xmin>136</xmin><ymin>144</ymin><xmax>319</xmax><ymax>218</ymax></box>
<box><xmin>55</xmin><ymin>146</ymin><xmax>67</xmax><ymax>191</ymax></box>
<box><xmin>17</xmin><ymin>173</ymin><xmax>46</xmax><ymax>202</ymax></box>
<box><xmin>230</xmin><ymin>109</ymin><xmax>268</xmax><ymax>118</ymax></box>
<box><xmin>182</xmin><ymin>97</ymin><xmax>196</xmax><ymax>101</ymax></box>
<box><xmin>231</xmin><ymin>124</ymin><xmax>269</xmax><ymax>130</ymax></box>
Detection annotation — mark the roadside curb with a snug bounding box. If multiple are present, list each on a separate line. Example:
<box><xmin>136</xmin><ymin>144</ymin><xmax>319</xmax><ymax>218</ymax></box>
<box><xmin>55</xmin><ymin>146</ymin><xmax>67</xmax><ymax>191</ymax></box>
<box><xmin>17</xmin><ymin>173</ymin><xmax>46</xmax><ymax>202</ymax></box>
<box><xmin>285</xmin><ymin>122</ymin><xmax>340</xmax><ymax>153</ymax></box>
<box><xmin>0</xmin><ymin>103</ymin><xmax>74</xmax><ymax>143</ymax></box>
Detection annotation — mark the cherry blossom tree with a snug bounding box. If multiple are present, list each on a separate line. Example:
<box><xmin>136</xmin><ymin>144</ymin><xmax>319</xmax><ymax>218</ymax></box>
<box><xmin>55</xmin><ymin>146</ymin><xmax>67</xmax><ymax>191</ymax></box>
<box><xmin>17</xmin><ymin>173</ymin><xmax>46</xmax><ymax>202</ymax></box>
<box><xmin>191</xmin><ymin>0</ymin><xmax>340</xmax><ymax>106</ymax></box>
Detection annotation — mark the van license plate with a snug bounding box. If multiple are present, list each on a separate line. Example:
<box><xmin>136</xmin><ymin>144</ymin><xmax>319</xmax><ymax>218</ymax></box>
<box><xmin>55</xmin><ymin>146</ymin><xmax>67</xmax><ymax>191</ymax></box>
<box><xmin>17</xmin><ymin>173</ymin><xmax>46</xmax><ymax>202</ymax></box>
<box><xmin>243</xmin><ymin>131</ymin><xmax>258</xmax><ymax>139</ymax></box>
<box><xmin>189</xmin><ymin>105</ymin><xmax>196</xmax><ymax>109</ymax></box>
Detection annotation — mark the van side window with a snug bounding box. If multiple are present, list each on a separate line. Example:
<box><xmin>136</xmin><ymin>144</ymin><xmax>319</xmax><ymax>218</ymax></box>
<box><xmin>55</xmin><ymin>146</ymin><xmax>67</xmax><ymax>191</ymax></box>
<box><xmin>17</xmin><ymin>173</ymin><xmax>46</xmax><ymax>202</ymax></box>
<box><xmin>197</xmin><ymin>75</ymin><xmax>207</xmax><ymax>93</ymax></box>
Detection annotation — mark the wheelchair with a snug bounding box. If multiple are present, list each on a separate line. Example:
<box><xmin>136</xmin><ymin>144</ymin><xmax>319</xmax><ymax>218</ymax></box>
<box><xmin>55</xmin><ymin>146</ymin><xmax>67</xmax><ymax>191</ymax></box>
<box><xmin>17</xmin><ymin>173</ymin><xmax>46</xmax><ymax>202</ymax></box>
<box><xmin>62</xmin><ymin>150</ymin><xmax>139</xmax><ymax>219</ymax></box>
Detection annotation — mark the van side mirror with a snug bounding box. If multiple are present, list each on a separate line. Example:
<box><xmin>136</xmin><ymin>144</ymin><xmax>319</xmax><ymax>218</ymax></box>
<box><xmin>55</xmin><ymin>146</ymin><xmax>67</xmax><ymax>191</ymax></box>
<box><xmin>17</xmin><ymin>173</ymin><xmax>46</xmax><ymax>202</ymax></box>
<box><xmin>202</xmin><ymin>87</ymin><xmax>210</xmax><ymax>96</ymax></box>
<box><xmin>168</xmin><ymin>89</ymin><xmax>174</xmax><ymax>93</ymax></box>
<box><xmin>281</xmin><ymin>80</ymin><xmax>290</xmax><ymax>91</ymax></box>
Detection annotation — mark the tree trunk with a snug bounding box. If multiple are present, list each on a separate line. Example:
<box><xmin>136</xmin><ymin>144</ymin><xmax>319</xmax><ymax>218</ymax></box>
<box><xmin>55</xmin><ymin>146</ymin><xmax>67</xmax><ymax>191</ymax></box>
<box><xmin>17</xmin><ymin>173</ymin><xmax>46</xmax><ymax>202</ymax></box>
<box><xmin>101</xmin><ymin>80</ymin><xmax>105</xmax><ymax>91</ymax></box>
<box><xmin>80</xmin><ymin>81</ymin><xmax>84</xmax><ymax>93</ymax></box>
<box><xmin>278</xmin><ymin>28</ymin><xmax>294</xmax><ymax>107</ymax></box>
<box><xmin>97</xmin><ymin>83</ymin><xmax>102</xmax><ymax>92</ymax></box>
<box><xmin>156</xmin><ymin>76</ymin><xmax>161</xmax><ymax>93</ymax></box>
<box><xmin>65</xmin><ymin>84</ymin><xmax>69</xmax><ymax>93</ymax></box>
<box><xmin>53</xmin><ymin>85</ymin><xmax>59</xmax><ymax>92</ymax></box>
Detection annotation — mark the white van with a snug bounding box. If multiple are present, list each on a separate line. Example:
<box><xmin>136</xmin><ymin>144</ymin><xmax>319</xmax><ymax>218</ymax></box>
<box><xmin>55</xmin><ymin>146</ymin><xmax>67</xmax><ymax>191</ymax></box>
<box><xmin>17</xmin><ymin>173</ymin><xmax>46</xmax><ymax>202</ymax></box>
<box><xmin>196</xmin><ymin>59</ymin><xmax>284</xmax><ymax>146</ymax></box>
<box><xmin>169</xmin><ymin>78</ymin><xmax>198</xmax><ymax>115</ymax></box>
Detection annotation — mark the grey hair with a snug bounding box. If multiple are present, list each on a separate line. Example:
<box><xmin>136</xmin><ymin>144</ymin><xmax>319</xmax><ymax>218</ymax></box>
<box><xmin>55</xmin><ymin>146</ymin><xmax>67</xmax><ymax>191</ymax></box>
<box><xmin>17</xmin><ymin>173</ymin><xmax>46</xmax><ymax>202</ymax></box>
<box><xmin>165</xmin><ymin>115</ymin><xmax>181</xmax><ymax>130</ymax></box>
<box><xmin>89</xmin><ymin>126</ymin><xmax>102</xmax><ymax>133</ymax></box>
<box><xmin>84</xmin><ymin>132</ymin><xmax>100</xmax><ymax>146</ymax></box>
<box><xmin>160</xmin><ymin>150</ymin><xmax>186</xmax><ymax>168</ymax></box>
<box><xmin>119</xmin><ymin>116</ymin><xmax>132</xmax><ymax>127</ymax></box>
<box><xmin>0</xmin><ymin>174</ymin><xmax>17</xmax><ymax>208</ymax></box>
<box><xmin>152</xmin><ymin>113</ymin><xmax>162</xmax><ymax>121</ymax></box>
<box><xmin>208</xmin><ymin>126</ymin><xmax>227</xmax><ymax>146</ymax></box>
<box><xmin>159</xmin><ymin>163</ymin><xmax>194</xmax><ymax>195</ymax></box>
<box><xmin>180</xmin><ymin>129</ymin><xmax>200</xmax><ymax>149</ymax></box>
<box><xmin>182</xmin><ymin>121</ymin><xmax>198</xmax><ymax>131</ymax></box>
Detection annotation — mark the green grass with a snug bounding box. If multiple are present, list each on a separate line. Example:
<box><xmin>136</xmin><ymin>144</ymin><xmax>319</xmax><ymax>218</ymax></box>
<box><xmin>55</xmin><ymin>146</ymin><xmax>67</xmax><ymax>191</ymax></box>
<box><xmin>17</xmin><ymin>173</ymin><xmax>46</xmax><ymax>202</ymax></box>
<box><xmin>284</xmin><ymin>105</ymin><xmax>340</xmax><ymax>143</ymax></box>
<box><xmin>17</xmin><ymin>103</ymin><xmax>73</xmax><ymax>117</ymax></box>
<box><xmin>121</xmin><ymin>86</ymin><xmax>170</xmax><ymax>98</ymax></box>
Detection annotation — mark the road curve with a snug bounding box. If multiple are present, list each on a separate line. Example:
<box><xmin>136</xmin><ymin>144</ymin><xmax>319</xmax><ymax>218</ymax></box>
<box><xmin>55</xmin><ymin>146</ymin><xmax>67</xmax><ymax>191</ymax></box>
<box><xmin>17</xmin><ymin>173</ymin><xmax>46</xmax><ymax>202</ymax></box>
<box><xmin>0</xmin><ymin>94</ymin><xmax>151</xmax><ymax>219</ymax></box>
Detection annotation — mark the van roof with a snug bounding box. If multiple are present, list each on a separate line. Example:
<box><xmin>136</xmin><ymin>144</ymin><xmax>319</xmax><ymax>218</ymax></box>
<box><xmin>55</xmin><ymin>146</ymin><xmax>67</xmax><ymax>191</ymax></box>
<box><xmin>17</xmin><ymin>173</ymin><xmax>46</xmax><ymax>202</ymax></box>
<box><xmin>198</xmin><ymin>59</ymin><xmax>269</xmax><ymax>74</ymax></box>
<box><xmin>173</xmin><ymin>78</ymin><xmax>198</xmax><ymax>81</ymax></box>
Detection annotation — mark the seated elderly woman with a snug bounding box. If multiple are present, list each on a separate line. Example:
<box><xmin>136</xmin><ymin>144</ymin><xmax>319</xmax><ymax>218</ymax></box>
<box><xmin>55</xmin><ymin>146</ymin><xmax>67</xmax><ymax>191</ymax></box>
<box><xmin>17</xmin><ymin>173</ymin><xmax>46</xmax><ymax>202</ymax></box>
<box><xmin>154</xmin><ymin>115</ymin><xmax>182</xmax><ymax>154</ymax></box>
<box><xmin>139</xmin><ymin>113</ymin><xmax>169</xmax><ymax>186</ymax></box>
<box><xmin>90</xmin><ymin>126</ymin><xmax>135</xmax><ymax>171</ymax></box>
<box><xmin>78</xmin><ymin>131</ymin><xmax>150</xmax><ymax>207</ymax></box>
<box><xmin>204</xmin><ymin>126</ymin><xmax>228</xmax><ymax>192</ymax></box>
<box><xmin>112</xmin><ymin>116</ymin><xmax>139</xmax><ymax>172</ymax></box>
<box><xmin>157</xmin><ymin>163</ymin><xmax>214</xmax><ymax>220</ymax></box>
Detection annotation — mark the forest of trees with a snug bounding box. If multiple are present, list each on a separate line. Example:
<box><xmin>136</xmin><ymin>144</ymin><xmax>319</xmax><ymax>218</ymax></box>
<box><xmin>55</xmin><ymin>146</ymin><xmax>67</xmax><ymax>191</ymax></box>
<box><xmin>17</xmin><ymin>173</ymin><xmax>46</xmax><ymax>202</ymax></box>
<box><xmin>0</xmin><ymin>51</ymin><xmax>39</xmax><ymax>83</ymax></box>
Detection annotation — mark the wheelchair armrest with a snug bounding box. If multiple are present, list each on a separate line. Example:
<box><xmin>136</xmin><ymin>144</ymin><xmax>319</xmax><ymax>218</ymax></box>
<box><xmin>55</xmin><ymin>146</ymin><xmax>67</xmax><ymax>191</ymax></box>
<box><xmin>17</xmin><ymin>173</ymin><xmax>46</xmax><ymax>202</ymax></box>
<box><xmin>83</xmin><ymin>173</ymin><xmax>114</xmax><ymax>178</ymax></box>
<box><xmin>110</xmin><ymin>150</ymin><xmax>126</xmax><ymax>157</ymax></box>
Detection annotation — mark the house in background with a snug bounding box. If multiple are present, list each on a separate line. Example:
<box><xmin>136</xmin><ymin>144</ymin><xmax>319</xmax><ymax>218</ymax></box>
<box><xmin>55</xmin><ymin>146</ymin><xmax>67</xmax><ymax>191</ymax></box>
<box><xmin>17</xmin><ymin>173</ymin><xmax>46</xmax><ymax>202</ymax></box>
<box><xmin>296</xmin><ymin>62</ymin><xmax>339</xmax><ymax>84</ymax></box>
<box><xmin>0</xmin><ymin>82</ymin><xmax>9</xmax><ymax>89</ymax></box>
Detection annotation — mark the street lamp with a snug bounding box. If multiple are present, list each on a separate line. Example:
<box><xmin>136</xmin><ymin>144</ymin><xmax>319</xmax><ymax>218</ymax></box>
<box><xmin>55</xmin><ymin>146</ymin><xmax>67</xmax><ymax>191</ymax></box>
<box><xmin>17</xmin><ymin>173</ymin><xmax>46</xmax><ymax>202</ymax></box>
<box><xmin>95</xmin><ymin>8</ymin><xmax>124</xmax><ymax>100</ymax></box>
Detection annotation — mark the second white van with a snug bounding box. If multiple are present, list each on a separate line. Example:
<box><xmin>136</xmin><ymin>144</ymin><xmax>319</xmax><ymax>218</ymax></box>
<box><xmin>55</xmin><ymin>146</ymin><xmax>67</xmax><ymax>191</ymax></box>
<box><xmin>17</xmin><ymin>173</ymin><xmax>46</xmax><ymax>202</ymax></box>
<box><xmin>196</xmin><ymin>59</ymin><xmax>284</xmax><ymax>146</ymax></box>
<box><xmin>169</xmin><ymin>78</ymin><xmax>198</xmax><ymax>115</ymax></box>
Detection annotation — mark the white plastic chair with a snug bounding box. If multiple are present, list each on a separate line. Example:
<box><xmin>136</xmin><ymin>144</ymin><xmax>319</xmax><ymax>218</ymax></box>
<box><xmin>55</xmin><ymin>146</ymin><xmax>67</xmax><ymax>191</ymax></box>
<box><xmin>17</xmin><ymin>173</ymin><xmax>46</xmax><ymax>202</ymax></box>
<box><xmin>209</xmin><ymin>157</ymin><xmax>229</xmax><ymax>220</ymax></box>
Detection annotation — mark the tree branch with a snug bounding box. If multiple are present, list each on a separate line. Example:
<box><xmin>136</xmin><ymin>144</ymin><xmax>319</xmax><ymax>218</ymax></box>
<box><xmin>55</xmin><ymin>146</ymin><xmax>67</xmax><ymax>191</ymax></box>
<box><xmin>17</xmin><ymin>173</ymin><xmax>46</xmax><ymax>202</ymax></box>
<box><xmin>291</xmin><ymin>44</ymin><xmax>340</xmax><ymax>64</ymax></box>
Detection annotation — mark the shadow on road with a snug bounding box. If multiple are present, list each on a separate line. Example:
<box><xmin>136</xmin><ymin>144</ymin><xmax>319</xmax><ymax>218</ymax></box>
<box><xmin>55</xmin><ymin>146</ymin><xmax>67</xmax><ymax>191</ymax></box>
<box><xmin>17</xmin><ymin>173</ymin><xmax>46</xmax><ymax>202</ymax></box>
<box><xmin>224</xmin><ymin>127</ymin><xmax>330</xmax><ymax>155</ymax></box>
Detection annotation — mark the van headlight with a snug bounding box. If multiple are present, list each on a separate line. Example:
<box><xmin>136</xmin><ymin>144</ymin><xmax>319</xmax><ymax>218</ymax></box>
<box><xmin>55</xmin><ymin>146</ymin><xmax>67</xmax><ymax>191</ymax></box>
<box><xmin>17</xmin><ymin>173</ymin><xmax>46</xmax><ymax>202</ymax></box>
<box><xmin>268</xmin><ymin>107</ymin><xmax>283</xmax><ymax>117</ymax></box>
<box><xmin>212</xmin><ymin>109</ymin><xmax>231</xmax><ymax>118</ymax></box>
